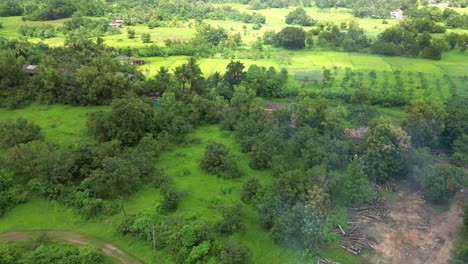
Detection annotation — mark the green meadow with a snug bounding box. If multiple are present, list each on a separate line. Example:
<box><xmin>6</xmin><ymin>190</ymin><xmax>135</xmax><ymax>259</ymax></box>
<box><xmin>0</xmin><ymin>104</ymin><xmax>109</xmax><ymax>145</ymax></box>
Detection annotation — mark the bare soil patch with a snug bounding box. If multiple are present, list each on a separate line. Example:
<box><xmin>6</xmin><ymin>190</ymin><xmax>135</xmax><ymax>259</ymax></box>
<box><xmin>361</xmin><ymin>188</ymin><xmax>468</xmax><ymax>264</ymax></box>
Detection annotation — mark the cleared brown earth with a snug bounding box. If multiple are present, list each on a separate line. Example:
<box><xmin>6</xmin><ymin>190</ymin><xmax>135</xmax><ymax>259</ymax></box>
<box><xmin>363</xmin><ymin>188</ymin><xmax>468</xmax><ymax>264</ymax></box>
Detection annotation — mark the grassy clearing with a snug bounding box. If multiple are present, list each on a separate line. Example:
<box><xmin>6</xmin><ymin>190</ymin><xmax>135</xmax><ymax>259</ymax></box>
<box><xmin>0</xmin><ymin>104</ymin><xmax>109</xmax><ymax>145</ymax></box>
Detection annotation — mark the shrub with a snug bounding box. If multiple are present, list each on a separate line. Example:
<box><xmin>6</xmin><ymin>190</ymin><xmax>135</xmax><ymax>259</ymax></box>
<box><xmin>0</xmin><ymin>118</ymin><xmax>41</xmax><ymax>148</ymax></box>
<box><xmin>217</xmin><ymin>239</ymin><xmax>251</xmax><ymax>264</ymax></box>
<box><xmin>217</xmin><ymin>204</ymin><xmax>244</xmax><ymax>234</ymax></box>
<box><xmin>451</xmin><ymin>134</ymin><xmax>468</xmax><ymax>167</ymax></box>
<box><xmin>423</xmin><ymin>164</ymin><xmax>465</xmax><ymax>203</ymax></box>
<box><xmin>0</xmin><ymin>172</ymin><xmax>26</xmax><ymax>216</ymax></box>
<box><xmin>200</xmin><ymin>143</ymin><xmax>242</xmax><ymax>178</ymax></box>
<box><xmin>343</xmin><ymin>157</ymin><xmax>373</xmax><ymax>206</ymax></box>
<box><xmin>274</xmin><ymin>27</ymin><xmax>305</xmax><ymax>49</ymax></box>
<box><xmin>160</xmin><ymin>184</ymin><xmax>181</xmax><ymax>213</ymax></box>
<box><xmin>141</xmin><ymin>33</ymin><xmax>151</xmax><ymax>43</ymax></box>
<box><xmin>241</xmin><ymin>176</ymin><xmax>262</xmax><ymax>203</ymax></box>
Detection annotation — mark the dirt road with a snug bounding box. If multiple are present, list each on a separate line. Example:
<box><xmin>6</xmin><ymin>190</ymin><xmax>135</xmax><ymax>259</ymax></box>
<box><xmin>0</xmin><ymin>230</ymin><xmax>144</xmax><ymax>264</ymax></box>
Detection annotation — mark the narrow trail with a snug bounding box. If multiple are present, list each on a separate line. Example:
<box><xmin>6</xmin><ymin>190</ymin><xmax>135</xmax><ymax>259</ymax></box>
<box><xmin>0</xmin><ymin>230</ymin><xmax>144</xmax><ymax>264</ymax></box>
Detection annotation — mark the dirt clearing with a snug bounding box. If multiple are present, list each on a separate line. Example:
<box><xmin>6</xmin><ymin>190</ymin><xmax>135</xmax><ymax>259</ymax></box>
<box><xmin>361</xmin><ymin>188</ymin><xmax>468</xmax><ymax>264</ymax></box>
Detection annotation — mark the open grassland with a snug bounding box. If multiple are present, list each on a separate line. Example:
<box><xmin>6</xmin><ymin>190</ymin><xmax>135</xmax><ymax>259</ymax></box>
<box><xmin>0</xmin><ymin>104</ymin><xmax>109</xmax><ymax>145</ymax></box>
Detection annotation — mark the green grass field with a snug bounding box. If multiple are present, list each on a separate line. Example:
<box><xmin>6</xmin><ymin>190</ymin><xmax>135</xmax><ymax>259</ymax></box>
<box><xmin>0</xmin><ymin>104</ymin><xmax>109</xmax><ymax>145</ymax></box>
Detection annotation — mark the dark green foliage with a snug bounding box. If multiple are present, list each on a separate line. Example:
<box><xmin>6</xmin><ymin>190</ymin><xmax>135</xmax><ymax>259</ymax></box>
<box><xmin>88</xmin><ymin>96</ymin><xmax>156</xmax><ymax>146</ymax></box>
<box><xmin>343</xmin><ymin>157</ymin><xmax>373</xmax><ymax>206</ymax></box>
<box><xmin>403</xmin><ymin>98</ymin><xmax>447</xmax><ymax>148</ymax></box>
<box><xmin>0</xmin><ymin>240</ymin><xmax>105</xmax><ymax>264</ymax></box>
<box><xmin>294</xmin><ymin>95</ymin><xmax>345</xmax><ymax>138</ymax></box>
<box><xmin>371</xmin><ymin>21</ymin><xmax>447</xmax><ymax>60</ymax></box>
<box><xmin>18</xmin><ymin>25</ymin><xmax>56</xmax><ymax>39</ymax></box>
<box><xmin>128</xmin><ymin>29</ymin><xmax>136</xmax><ymax>39</ymax></box>
<box><xmin>362</xmin><ymin>123</ymin><xmax>411</xmax><ymax>182</ymax></box>
<box><xmin>422</xmin><ymin>164</ymin><xmax>465</xmax><ymax>203</ymax></box>
<box><xmin>224</xmin><ymin>61</ymin><xmax>247</xmax><ymax>88</ymax></box>
<box><xmin>285</xmin><ymin>8</ymin><xmax>315</xmax><ymax>26</ymax></box>
<box><xmin>0</xmin><ymin>172</ymin><xmax>26</xmax><ymax>216</ymax></box>
<box><xmin>200</xmin><ymin>143</ymin><xmax>242</xmax><ymax>178</ymax></box>
<box><xmin>160</xmin><ymin>184</ymin><xmax>181</xmax><ymax>213</ymax></box>
<box><xmin>217</xmin><ymin>204</ymin><xmax>244</xmax><ymax>234</ymax></box>
<box><xmin>75</xmin><ymin>55</ymin><xmax>131</xmax><ymax>105</ymax></box>
<box><xmin>270</xmin><ymin>202</ymin><xmax>306</xmax><ymax>248</ymax></box>
<box><xmin>196</xmin><ymin>23</ymin><xmax>228</xmax><ymax>46</ymax></box>
<box><xmin>82</xmin><ymin>156</ymin><xmax>143</xmax><ymax>199</ymax></box>
<box><xmin>141</xmin><ymin>33</ymin><xmax>151</xmax><ymax>43</ymax></box>
<box><xmin>275</xmin><ymin>27</ymin><xmax>306</xmax><ymax>49</ymax></box>
<box><xmin>445</xmin><ymin>96</ymin><xmax>468</xmax><ymax>145</ymax></box>
<box><xmin>0</xmin><ymin>49</ymin><xmax>26</xmax><ymax>92</ymax></box>
<box><xmin>241</xmin><ymin>176</ymin><xmax>262</xmax><ymax>203</ymax></box>
<box><xmin>6</xmin><ymin>137</ymin><xmax>156</xmax><ymax>217</ymax></box>
<box><xmin>246</xmin><ymin>65</ymin><xmax>288</xmax><ymax>98</ymax></box>
<box><xmin>0</xmin><ymin>118</ymin><xmax>41</xmax><ymax>148</ymax></box>
<box><xmin>217</xmin><ymin>239</ymin><xmax>252</xmax><ymax>264</ymax></box>
<box><xmin>348</xmin><ymin>105</ymin><xmax>379</xmax><ymax>126</ymax></box>
<box><xmin>451</xmin><ymin>134</ymin><xmax>468</xmax><ymax>167</ymax></box>
<box><xmin>23</xmin><ymin>0</ymin><xmax>77</xmax><ymax>21</ymax></box>
<box><xmin>0</xmin><ymin>0</ymin><xmax>23</xmax><ymax>16</ymax></box>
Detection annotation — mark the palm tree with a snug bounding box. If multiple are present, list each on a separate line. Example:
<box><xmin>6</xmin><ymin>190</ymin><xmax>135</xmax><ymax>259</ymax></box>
<box><xmin>174</xmin><ymin>64</ymin><xmax>190</xmax><ymax>93</ymax></box>
<box><xmin>186</xmin><ymin>57</ymin><xmax>202</xmax><ymax>93</ymax></box>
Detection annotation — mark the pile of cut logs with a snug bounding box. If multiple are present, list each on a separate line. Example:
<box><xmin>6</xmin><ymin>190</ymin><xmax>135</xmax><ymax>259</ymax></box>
<box><xmin>338</xmin><ymin>225</ymin><xmax>372</xmax><ymax>256</ymax></box>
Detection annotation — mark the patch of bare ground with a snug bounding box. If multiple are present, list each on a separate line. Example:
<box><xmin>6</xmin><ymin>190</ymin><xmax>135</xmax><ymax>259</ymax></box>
<box><xmin>362</xmin><ymin>188</ymin><xmax>468</xmax><ymax>264</ymax></box>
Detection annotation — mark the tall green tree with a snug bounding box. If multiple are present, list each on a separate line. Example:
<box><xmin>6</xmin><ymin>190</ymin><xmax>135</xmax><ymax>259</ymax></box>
<box><xmin>343</xmin><ymin>156</ymin><xmax>373</xmax><ymax>206</ymax></box>
<box><xmin>275</xmin><ymin>27</ymin><xmax>306</xmax><ymax>49</ymax></box>
<box><xmin>444</xmin><ymin>96</ymin><xmax>468</xmax><ymax>145</ymax></box>
<box><xmin>403</xmin><ymin>98</ymin><xmax>447</xmax><ymax>148</ymax></box>
<box><xmin>224</xmin><ymin>60</ymin><xmax>246</xmax><ymax>88</ymax></box>
<box><xmin>362</xmin><ymin>123</ymin><xmax>411</xmax><ymax>181</ymax></box>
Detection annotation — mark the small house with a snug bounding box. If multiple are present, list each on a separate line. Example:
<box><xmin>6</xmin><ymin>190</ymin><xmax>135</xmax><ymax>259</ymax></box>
<box><xmin>390</xmin><ymin>9</ymin><xmax>403</xmax><ymax>19</ymax></box>
<box><xmin>109</xmin><ymin>17</ymin><xmax>124</xmax><ymax>28</ymax></box>
<box><xmin>131</xmin><ymin>57</ymin><xmax>144</xmax><ymax>65</ymax></box>
<box><xmin>22</xmin><ymin>64</ymin><xmax>37</xmax><ymax>76</ymax></box>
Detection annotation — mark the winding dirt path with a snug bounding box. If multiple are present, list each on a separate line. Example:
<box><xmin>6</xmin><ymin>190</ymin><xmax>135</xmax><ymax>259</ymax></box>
<box><xmin>0</xmin><ymin>230</ymin><xmax>144</xmax><ymax>264</ymax></box>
